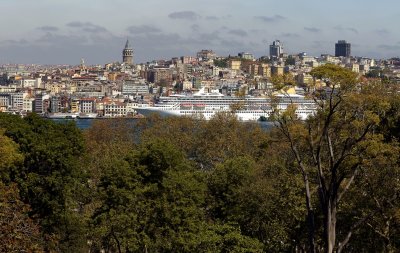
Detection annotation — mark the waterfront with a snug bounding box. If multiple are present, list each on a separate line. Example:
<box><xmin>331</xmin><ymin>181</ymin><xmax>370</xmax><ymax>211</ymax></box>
<box><xmin>49</xmin><ymin>117</ymin><xmax>276</xmax><ymax>130</ymax></box>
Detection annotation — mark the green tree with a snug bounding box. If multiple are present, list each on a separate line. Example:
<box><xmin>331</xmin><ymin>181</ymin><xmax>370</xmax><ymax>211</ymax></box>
<box><xmin>213</xmin><ymin>58</ymin><xmax>228</xmax><ymax>68</ymax></box>
<box><xmin>139</xmin><ymin>113</ymin><xmax>268</xmax><ymax>170</ymax></box>
<box><xmin>285</xmin><ymin>56</ymin><xmax>296</xmax><ymax>66</ymax></box>
<box><xmin>92</xmin><ymin>139</ymin><xmax>206</xmax><ymax>252</ymax></box>
<box><xmin>0</xmin><ymin>128</ymin><xmax>24</xmax><ymax>182</ymax></box>
<box><xmin>0</xmin><ymin>113</ymin><xmax>89</xmax><ymax>252</ymax></box>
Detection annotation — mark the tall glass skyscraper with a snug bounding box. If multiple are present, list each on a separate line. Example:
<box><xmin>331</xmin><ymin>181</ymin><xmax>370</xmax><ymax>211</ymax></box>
<box><xmin>269</xmin><ymin>40</ymin><xmax>283</xmax><ymax>59</ymax></box>
<box><xmin>335</xmin><ymin>40</ymin><xmax>351</xmax><ymax>57</ymax></box>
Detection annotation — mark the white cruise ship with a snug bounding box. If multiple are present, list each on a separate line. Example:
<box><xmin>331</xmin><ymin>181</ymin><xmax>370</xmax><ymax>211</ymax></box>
<box><xmin>135</xmin><ymin>88</ymin><xmax>317</xmax><ymax>121</ymax></box>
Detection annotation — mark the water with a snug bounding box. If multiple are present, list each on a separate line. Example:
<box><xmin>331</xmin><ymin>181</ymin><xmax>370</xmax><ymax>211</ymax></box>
<box><xmin>50</xmin><ymin>118</ymin><xmax>97</xmax><ymax>129</ymax></box>
<box><xmin>49</xmin><ymin>118</ymin><xmax>275</xmax><ymax>131</ymax></box>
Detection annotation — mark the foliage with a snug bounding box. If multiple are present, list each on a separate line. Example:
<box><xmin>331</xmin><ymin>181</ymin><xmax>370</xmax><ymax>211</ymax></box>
<box><xmin>0</xmin><ymin>73</ymin><xmax>399</xmax><ymax>253</ymax></box>
<box><xmin>270</xmin><ymin>64</ymin><xmax>400</xmax><ymax>252</ymax></box>
<box><xmin>0</xmin><ymin>113</ymin><xmax>88</xmax><ymax>252</ymax></box>
<box><xmin>285</xmin><ymin>56</ymin><xmax>296</xmax><ymax>66</ymax></box>
<box><xmin>0</xmin><ymin>182</ymin><xmax>44</xmax><ymax>252</ymax></box>
<box><xmin>0</xmin><ymin>129</ymin><xmax>24</xmax><ymax>182</ymax></box>
<box><xmin>213</xmin><ymin>58</ymin><xmax>228</xmax><ymax>68</ymax></box>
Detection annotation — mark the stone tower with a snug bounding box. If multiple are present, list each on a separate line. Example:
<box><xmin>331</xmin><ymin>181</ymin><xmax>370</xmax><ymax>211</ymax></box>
<box><xmin>122</xmin><ymin>39</ymin><xmax>133</xmax><ymax>65</ymax></box>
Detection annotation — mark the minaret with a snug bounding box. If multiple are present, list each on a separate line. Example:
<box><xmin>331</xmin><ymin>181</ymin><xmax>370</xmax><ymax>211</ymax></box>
<box><xmin>122</xmin><ymin>39</ymin><xmax>134</xmax><ymax>65</ymax></box>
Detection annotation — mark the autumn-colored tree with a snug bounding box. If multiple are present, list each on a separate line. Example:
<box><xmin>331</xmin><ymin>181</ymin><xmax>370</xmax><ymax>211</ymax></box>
<box><xmin>271</xmin><ymin>64</ymin><xmax>400</xmax><ymax>252</ymax></box>
<box><xmin>0</xmin><ymin>182</ymin><xmax>44</xmax><ymax>252</ymax></box>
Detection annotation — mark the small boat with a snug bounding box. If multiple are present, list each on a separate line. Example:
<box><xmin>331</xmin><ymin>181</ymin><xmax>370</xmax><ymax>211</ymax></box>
<box><xmin>77</xmin><ymin>113</ymin><xmax>98</xmax><ymax>119</ymax></box>
<box><xmin>46</xmin><ymin>113</ymin><xmax>79</xmax><ymax>119</ymax></box>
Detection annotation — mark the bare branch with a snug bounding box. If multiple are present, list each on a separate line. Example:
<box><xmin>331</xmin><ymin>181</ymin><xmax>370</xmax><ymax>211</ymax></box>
<box><xmin>337</xmin><ymin>213</ymin><xmax>371</xmax><ymax>253</ymax></box>
<box><xmin>337</xmin><ymin>166</ymin><xmax>359</xmax><ymax>203</ymax></box>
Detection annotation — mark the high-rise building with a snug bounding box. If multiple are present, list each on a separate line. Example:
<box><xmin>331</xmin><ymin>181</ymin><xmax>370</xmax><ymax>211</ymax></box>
<box><xmin>269</xmin><ymin>40</ymin><xmax>283</xmax><ymax>59</ymax></box>
<box><xmin>335</xmin><ymin>40</ymin><xmax>351</xmax><ymax>57</ymax></box>
<box><xmin>122</xmin><ymin>39</ymin><xmax>134</xmax><ymax>65</ymax></box>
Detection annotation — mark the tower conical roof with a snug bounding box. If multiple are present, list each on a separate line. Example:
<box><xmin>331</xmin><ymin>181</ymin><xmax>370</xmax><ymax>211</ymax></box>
<box><xmin>124</xmin><ymin>39</ymin><xmax>132</xmax><ymax>49</ymax></box>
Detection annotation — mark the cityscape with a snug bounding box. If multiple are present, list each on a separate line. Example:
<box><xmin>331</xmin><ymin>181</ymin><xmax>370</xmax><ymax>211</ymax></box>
<box><xmin>1</xmin><ymin>38</ymin><xmax>399</xmax><ymax>120</ymax></box>
<box><xmin>1</xmin><ymin>1</ymin><xmax>399</xmax><ymax>253</ymax></box>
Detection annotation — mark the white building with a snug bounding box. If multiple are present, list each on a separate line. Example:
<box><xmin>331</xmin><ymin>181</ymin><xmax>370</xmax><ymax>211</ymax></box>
<box><xmin>79</xmin><ymin>98</ymin><xmax>96</xmax><ymax>113</ymax></box>
<box><xmin>18</xmin><ymin>78</ymin><xmax>42</xmax><ymax>88</ymax></box>
<box><xmin>104</xmin><ymin>102</ymin><xmax>127</xmax><ymax>117</ymax></box>
<box><xmin>23</xmin><ymin>97</ymin><xmax>34</xmax><ymax>112</ymax></box>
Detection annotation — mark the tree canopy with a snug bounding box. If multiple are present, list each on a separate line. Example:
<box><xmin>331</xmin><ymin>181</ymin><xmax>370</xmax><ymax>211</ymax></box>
<box><xmin>0</xmin><ymin>73</ymin><xmax>399</xmax><ymax>253</ymax></box>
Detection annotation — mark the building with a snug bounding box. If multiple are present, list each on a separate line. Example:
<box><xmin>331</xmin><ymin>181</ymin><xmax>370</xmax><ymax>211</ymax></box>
<box><xmin>228</xmin><ymin>59</ymin><xmax>241</xmax><ymax>71</ymax></box>
<box><xmin>70</xmin><ymin>99</ymin><xmax>79</xmax><ymax>113</ymax></box>
<box><xmin>122</xmin><ymin>80</ymin><xmax>149</xmax><ymax>95</ymax></box>
<box><xmin>271</xmin><ymin>66</ymin><xmax>284</xmax><ymax>76</ymax></box>
<box><xmin>18</xmin><ymin>78</ymin><xmax>42</xmax><ymax>88</ymax></box>
<box><xmin>79</xmin><ymin>98</ymin><xmax>96</xmax><ymax>113</ymax></box>
<box><xmin>335</xmin><ymin>40</ymin><xmax>351</xmax><ymax>57</ymax></box>
<box><xmin>104</xmin><ymin>102</ymin><xmax>127</xmax><ymax>117</ymax></box>
<box><xmin>147</xmin><ymin>67</ymin><xmax>173</xmax><ymax>84</ymax></box>
<box><xmin>23</xmin><ymin>97</ymin><xmax>34</xmax><ymax>112</ymax></box>
<box><xmin>238</xmin><ymin>52</ymin><xmax>255</xmax><ymax>60</ymax></box>
<box><xmin>196</xmin><ymin>50</ymin><xmax>216</xmax><ymax>61</ymax></box>
<box><xmin>270</xmin><ymin>40</ymin><xmax>283</xmax><ymax>59</ymax></box>
<box><xmin>258</xmin><ymin>64</ymin><xmax>271</xmax><ymax>78</ymax></box>
<box><xmin>181</xmin><ymin>56</ymin><xmax>198</xmax><ymax>65</ymax></box>
<box><xmin>0</xmin><ymin>94</ymin><xmax>10</xmax><ymax>110</ymax></box>
<box><xmin>122</xmin><ymin>39</ymin><xmax>134</xmax><ymax>65</ymax></box>
<box><xmin>50</xmin><ymin>96</ymin><xmax>61</xmax><ymax>113</ymax></box>
<box><xmin>34</xmin><ymin>93</ymin><xmax>49</xmax><ymax>114</ymax></box>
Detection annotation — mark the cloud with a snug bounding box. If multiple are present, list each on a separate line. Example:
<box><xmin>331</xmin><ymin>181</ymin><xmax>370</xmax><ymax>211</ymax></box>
<box><xmin>83</xmin><ymin>26</ymin><xmax>107</xmax><ymax>33</ymax></box>
<box><xmin>218</xmin><ymin>39</ymin><xmax>244</xmax><ymax>48</ymax></box>
<box><xmin>334</xmin><ymin>25</ymin><xmax>358</xmax><ymax>34</ymax></box>
<box><xmin>347</xmin><ymin>28</ymin><xmax>358</xmax><ymax>34</ymax></box>
<box><xmin>250</xmin><ymin>29</ymin><xmax>262</xmax><ymax>33</ymax></box>
<box><xmin>66</xmin><ymin>21</ymin><xmax>86</xmax><ymax>28</ymax></box>
<box><xmin>378</xmin><ymin>44</ymin><xmax>400</xmax><ymax>51</ymax></box>
<box><xmin>228</xmin><ymin>29</ymin><xmax>248</xmax><ymax>37</ymax></box>
<box><xmin>37</xmin><ymin>26</ymin><xmax>59</xmax><ymax>32</ymax></box>
<box><xmin>36</xmin><ymin>32</ymin><xmax>88</xmax><ymax>45</ymax></box>
<box><xmin>312</xmin><ymin>40</ymin><xmax>329</xmax><ymax>49</ymax></box>
<box><xmin>304</xmin><ymin>27</ymin><xmax>321</xmax><ymax>33</ymax></box>
<box><xmin>191</xmin><ymin>24</ymin><xmax>200</xmax><ymax>32</ymax></box>
<box><xmin>374</xmin><ymin>29</ymin><xmax>390</xmax><ymax>35</ymax></box>
<box><xmin>281</xmin><ymin>33</ymin><xmax>300</xmax><ymax>38</ymax></box>
<box><xmin>255</xmin><ymin>15</ymin><xmax>285</xmax><ymax>23</ymax></box>
<box><xmin>127</xmin><ymin>25</ymin><xmax>161</xmax><ymax>34</ymax></box>
<box><xmin>168</xmin><ymin>11</ymin><xmax>200</xmax><ymax>20</ymax></box>
<box><xmin>205</xmin><ymin>16</ymin><xmax>219</xmax><ymax>21</ymax></box>
<box><xmin>191</xmin><ymin>31</ymin><xmax>221</xmax><ymax>43</ymax></box>
<box><xmin>66</xmin><ymin>21</ymin><xmax>107</xmax><ymax>33</ymax></box>
<box><xmin>0</xmin><ymin>39</ymin><xmax>28</xmax><ymax>46</ymax></box>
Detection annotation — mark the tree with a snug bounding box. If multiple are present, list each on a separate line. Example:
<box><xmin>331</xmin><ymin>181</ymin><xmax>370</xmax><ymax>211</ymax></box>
<box><xmin>271</xmin><ymin>64</ymin><xmax>399</xmax><ymax>252</ymax></box>
<box><xmin>138</xmin><ymin>113</ymin><xmax>268</xmax><ymax>170</ymax></box>
<box><xmin>213</xmin><ymin>58</ymin><xmax>228</xmax><ymax>68</ymax></box>
<box><xmin>285</xmin><ymin>56</ymin><xmax>296</xmax><ymax>66</ymax></box>
<box><xmin>0</xmin><ymin>113</ymin><xmax>89</xmax><ymax>252</ymax></box>
<box><xmin>206</xmin><ymin>154</ymin><xmax>307</xmax><ymax>252</ymax></box>
<box><xmin>0</xmin><ymin>182</ymin><xmax>44</xmax><ymax>252</ymax></box>
<box><xmin>0</xmin><ymin>128</ymin><xmax>24</xmax><ymax>182</ymax></box>
<box><xmin>92</xmin><ymin>139</ymin><xmax>207</xmax><ymax>252</ymax></box>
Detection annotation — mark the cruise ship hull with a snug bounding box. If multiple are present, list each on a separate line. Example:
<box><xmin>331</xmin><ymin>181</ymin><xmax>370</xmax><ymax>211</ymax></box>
<box><xmin>135</xmin><ymin>107</ymin><xmax>313</xmax><ymax>121</ymax></box>
<box><xmin>135</xmin><ymin>89</ymin><xmax>316</xmax><ymax>121</ymax></box>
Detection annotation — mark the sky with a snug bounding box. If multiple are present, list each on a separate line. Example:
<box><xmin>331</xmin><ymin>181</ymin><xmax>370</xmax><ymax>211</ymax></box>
<box><xmin>0</xmin><ymin>0</ymin><xmax>399</xmax><ymax>65</ymax></box>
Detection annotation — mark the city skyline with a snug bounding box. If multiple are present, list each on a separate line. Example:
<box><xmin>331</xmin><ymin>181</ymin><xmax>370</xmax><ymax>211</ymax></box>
<box><xmin>0</xmin><ymin>0</ymin><xmax>399</xmax><ymax>64</ymax></box>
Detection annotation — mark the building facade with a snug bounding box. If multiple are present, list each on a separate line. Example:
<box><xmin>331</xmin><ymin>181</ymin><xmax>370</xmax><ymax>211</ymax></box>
<box><xmin>270</xmin><ymin>40</ymin><xmax>283</xmax><ymax>59</ymax></box>
<box><xmin>335</xmin><ymin>40</ymin><xmax>351</xmax><ymax>57</ymax></box>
